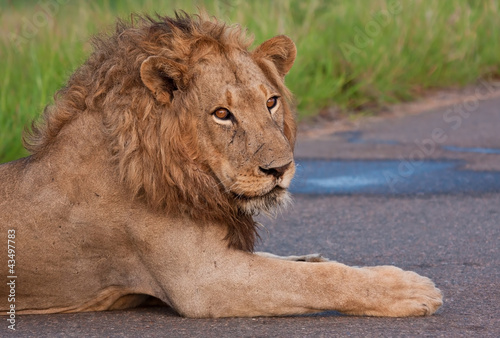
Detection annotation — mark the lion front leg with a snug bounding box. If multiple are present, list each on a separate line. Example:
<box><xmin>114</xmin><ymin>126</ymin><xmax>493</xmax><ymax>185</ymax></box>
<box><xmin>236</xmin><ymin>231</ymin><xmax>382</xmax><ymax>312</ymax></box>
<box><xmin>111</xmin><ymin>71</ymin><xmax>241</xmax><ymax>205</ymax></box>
<box><xmin>133</xmin><ymin>220</ymin><xmax>442</xmax><ymax>318</ymax></box>
<box><xmin>158</xmin><ymin>250</ymin><xmax>442</xmax><ymax>318</ymax></box>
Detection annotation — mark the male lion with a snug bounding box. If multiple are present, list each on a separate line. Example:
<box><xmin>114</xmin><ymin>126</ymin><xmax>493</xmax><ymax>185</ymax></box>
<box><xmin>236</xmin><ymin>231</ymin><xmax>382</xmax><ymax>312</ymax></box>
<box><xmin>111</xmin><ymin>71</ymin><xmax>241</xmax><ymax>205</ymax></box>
<box><xmin>0</xmin><ymin>13</ymin><xmax>442</xmax><ymax>317</ymax></box>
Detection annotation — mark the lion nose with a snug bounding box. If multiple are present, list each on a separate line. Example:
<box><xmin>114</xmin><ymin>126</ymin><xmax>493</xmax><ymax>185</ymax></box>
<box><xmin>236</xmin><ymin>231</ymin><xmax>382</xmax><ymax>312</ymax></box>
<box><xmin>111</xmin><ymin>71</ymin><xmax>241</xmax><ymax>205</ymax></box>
<box><xmin>259</xmin><ymin>161</ymin><xmax>292</xmax><ymax>179</ymax></box>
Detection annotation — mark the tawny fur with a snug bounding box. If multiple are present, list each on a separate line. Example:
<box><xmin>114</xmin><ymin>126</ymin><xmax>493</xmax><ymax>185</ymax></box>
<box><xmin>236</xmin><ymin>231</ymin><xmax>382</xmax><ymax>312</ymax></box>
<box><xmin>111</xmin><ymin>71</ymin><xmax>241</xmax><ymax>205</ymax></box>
<box><xmin>1</xmin><ymin>13</ymin><xmax>442</xmax><ymax>318</ymax></box>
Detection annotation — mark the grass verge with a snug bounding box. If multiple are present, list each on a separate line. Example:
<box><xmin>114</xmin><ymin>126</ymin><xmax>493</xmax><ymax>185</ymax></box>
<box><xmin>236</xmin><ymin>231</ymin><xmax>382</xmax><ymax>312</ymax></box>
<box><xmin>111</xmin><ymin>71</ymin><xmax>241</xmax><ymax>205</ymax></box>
<box><xmin>1</xmin><ymin>0</ymin><xmax>500</xmax><ymax>163</ymax></box>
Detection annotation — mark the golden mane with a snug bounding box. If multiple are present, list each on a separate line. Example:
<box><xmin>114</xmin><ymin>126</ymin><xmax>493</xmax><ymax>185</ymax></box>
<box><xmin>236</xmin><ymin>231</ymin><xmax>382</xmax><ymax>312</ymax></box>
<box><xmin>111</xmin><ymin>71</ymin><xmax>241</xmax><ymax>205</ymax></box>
<box><xmin>23</xmin><ymin>12</ymin><xmax>296</xmax><ymax>251</ymax></box>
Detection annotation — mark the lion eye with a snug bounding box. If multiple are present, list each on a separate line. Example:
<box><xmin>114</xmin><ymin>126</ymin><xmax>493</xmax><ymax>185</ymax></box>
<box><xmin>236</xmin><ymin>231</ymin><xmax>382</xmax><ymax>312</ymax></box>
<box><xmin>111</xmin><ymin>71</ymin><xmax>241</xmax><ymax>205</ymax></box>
<box><xmin>213</xmin><ymin>108</ymin><xmax>232</xmax><ymax>121</ymax></box>
<box><xmin>266</xmin><ymin>96</ymin><xmax>279</xmax><ymax>110</ymax></box>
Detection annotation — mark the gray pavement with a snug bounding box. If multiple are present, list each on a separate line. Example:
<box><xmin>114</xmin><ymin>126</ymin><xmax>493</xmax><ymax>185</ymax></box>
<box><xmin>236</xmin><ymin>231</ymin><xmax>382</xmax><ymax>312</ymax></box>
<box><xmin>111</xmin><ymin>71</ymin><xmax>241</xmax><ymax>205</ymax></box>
<box><xmin>4</xmin><ymin>96</ymin><xmax>500</xmax><ymax>337</ymax></box>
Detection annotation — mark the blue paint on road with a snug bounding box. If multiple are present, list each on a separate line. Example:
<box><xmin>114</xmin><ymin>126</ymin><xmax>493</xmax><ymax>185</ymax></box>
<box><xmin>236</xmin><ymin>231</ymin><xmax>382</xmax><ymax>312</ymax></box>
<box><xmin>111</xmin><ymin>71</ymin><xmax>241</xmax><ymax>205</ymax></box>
<box><xmin>290</xmin><ymin>159</ymin><xmax>500</xmax><ymax>195</ymax></box>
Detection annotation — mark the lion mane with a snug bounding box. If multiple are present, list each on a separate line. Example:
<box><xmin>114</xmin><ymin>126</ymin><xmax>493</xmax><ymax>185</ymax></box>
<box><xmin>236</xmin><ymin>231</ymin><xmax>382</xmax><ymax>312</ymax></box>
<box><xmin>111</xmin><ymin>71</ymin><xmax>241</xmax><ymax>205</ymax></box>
<box><xmin>23</xmin><ymin>12</ymin><xmax>297</xmax><ymax>251</ymax></box>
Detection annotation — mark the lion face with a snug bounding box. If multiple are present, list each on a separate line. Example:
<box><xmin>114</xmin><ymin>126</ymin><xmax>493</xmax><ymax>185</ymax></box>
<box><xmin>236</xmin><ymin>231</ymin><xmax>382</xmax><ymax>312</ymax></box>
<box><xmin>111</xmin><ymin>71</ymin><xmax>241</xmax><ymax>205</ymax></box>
<box><xmin>140</xmin><ymin>35</ymin><xmax>297</xmax><ymax>215</ymax></box>
<box><xmin>193</xmin><ymin>52</ymin><xmax>295</xmax><ymax>214</ymax></box>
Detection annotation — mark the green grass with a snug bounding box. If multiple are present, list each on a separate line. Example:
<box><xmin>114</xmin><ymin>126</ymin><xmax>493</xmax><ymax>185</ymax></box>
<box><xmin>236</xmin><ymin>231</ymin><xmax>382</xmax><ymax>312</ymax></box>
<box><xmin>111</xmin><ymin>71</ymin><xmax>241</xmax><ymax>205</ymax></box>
<box><xmin>1</xmin><ymin>0</ymin><xmax>500</xmax><ymax>163</ymax></box>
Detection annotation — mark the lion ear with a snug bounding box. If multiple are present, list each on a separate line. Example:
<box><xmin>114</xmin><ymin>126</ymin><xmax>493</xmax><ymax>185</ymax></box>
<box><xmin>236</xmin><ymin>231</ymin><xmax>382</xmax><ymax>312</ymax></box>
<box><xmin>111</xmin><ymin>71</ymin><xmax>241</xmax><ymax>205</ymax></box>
<box><xmin>253</xmin><ymin>35</ymin><xmax>297</xmax><ymax>77</ymax></box>
<box><xmin>140</xmin><ymin>56</ymin><xmax>187</xmax><ymax>104</ymax></box>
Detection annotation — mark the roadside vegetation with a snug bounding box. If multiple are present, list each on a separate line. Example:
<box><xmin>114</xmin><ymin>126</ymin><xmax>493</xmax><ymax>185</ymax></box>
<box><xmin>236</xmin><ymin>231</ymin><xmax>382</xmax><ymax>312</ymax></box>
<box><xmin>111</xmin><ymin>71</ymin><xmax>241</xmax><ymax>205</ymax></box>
<box><xmin>1</xmin><ymin>0</ymin><xmax>500</xmax><ymax>163</ymax></box>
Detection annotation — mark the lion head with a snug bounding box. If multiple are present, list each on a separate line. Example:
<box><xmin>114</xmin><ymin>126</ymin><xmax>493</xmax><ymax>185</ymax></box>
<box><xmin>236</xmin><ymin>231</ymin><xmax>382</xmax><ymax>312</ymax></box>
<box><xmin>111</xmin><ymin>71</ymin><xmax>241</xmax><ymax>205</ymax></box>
<box><xmin>25</xmin><ymin>13</ymin><xmax>297</xmax><ymax>251</ymax></box>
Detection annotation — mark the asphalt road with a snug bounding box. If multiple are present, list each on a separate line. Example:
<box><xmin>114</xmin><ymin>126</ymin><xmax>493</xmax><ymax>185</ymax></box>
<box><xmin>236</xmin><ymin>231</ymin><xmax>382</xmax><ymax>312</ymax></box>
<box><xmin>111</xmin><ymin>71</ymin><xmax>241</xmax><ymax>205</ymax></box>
<box><xmin>4</xmin><ymin>96</ymin><xmax>500</xmax><ymax>337</ymax></box>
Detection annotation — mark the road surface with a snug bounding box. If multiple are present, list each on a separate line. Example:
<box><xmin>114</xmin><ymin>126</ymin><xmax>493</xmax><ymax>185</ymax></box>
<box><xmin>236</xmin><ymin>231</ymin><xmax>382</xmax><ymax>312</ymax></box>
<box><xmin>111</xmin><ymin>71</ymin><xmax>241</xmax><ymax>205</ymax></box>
<box><xmin>4</xmin><ymin>95</ymin><xmax>500</xmax><ymax>337</ymax></box>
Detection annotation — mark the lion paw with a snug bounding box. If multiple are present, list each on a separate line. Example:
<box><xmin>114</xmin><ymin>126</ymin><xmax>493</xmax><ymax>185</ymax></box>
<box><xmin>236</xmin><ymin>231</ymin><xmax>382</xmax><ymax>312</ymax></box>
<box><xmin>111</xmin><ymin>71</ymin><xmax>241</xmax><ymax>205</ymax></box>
<box><xmin>292</xmin><ymin>253</ymin><xmax>330</xmax><ymax>262</ymax></box>
<box><xmin>255</xmin><ymin>252</ymin><xmax>330</xmax><ymax>262</ymax></box>
<box><xmin>350</xmin><ymin>266</ymin><xmax>443</xmax><ymax>317</ymax></box>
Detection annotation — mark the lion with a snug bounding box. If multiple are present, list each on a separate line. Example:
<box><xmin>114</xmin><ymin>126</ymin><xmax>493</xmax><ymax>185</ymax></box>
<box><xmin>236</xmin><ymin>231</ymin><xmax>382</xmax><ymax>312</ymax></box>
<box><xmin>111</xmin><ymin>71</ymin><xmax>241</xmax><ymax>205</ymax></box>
<box><xmin>0</xmin><ymin>13</ymin><xmax>442</xmax><ymax>317</ymax></box>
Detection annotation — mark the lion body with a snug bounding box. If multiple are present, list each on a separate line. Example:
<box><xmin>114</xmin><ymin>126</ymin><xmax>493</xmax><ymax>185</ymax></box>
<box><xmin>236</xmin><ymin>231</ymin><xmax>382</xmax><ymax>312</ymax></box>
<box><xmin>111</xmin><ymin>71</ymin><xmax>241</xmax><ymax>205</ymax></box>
<box><xmin>0</xmin><ymin>13</ymin><xmax>442</xmax><ymax>317</ymax></box>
